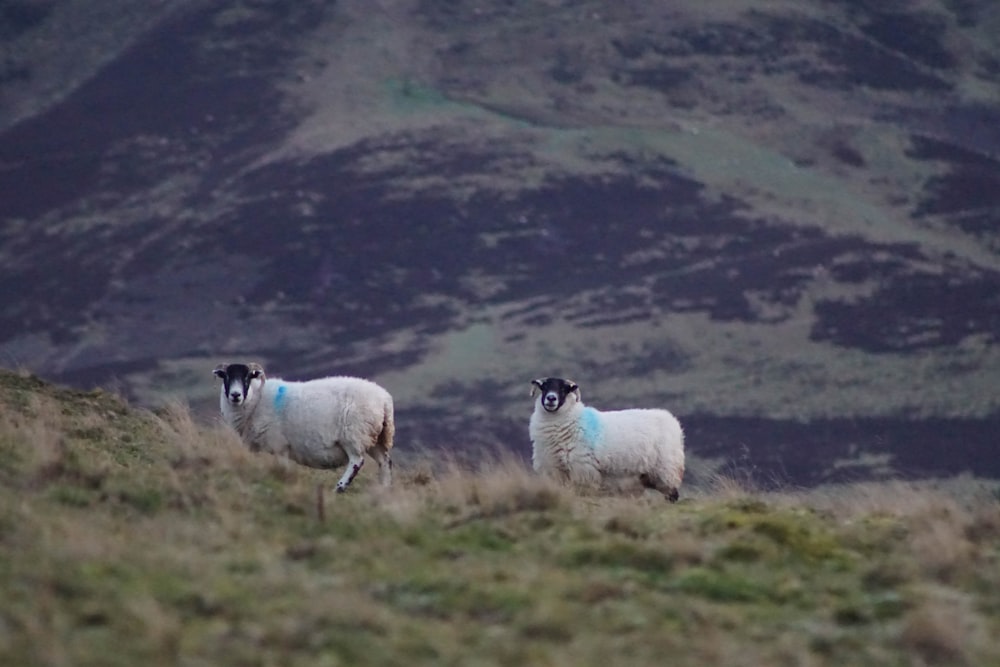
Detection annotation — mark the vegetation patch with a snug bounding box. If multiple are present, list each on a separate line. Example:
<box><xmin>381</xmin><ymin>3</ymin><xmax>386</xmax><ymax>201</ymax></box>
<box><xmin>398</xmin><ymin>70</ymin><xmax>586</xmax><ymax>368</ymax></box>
<box><xmin>0</xmin><ymin>369</ymin><xmax>998</xmax><ymax>666</ymax></box>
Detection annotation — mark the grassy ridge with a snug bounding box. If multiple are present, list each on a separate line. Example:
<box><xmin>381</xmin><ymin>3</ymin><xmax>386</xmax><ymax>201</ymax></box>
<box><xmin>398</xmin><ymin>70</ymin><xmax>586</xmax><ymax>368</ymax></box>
<box><xmin>0</xmin><ymin>369</ymin><xmax>998</xmax><ymax>666</ymax></box>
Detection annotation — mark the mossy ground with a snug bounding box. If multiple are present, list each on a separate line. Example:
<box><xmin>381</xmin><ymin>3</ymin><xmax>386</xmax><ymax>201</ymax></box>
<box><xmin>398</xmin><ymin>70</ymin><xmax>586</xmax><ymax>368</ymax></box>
<box><xmin>0</xmin><ymin>369</ymin><xmax>998</xmax><ymax>666</ymax></box>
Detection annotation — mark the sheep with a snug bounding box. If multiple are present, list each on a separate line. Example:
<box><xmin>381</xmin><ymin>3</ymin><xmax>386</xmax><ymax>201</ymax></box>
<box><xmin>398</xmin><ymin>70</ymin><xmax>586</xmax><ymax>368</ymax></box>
<box><xmin>529</xmin><ymin>377</ymin><xmax>684</xmax><ymax>501</ymax></box>
<box><xmin>213</xmin><ymin>362</ymin><xmax>394</xmax><ymax>492</ymax></box>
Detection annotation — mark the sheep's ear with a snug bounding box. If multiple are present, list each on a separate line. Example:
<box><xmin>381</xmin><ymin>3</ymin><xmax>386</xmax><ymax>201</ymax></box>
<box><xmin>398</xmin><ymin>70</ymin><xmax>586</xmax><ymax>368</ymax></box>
<box><xmin>248</xmin><ymin>363</ymin><xmax>266</xmax><ymax>383</ymax></box>
<box><xmin>530</xmin><ymin>378</ymin><xmax>544</xmax><ymax>398</ymax></box>
<box><xmin>567</xmin><ymin>382</ymin><xmax>580</xmax><ymax>400</ymax></box>
<box><xmin>213</xmin><ymin>364</ymin><xmax>227</xmax><ymax>379</ymax></box>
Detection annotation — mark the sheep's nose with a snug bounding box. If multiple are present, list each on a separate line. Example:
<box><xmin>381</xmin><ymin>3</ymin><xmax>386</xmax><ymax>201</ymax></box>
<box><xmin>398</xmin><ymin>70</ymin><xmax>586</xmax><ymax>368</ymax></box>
<box><xmin>230</xmin><ymin>391</ymin><xmax>242</xmax><ymax>401</ymax></box>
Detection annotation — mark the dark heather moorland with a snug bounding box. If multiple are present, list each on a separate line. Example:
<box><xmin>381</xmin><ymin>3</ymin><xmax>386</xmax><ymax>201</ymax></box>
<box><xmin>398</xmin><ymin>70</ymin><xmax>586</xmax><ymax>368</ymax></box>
<box><xmin>2</xmin><ymin>1</ymin><xmax>1000</xmax><ymax>483</ymax></box>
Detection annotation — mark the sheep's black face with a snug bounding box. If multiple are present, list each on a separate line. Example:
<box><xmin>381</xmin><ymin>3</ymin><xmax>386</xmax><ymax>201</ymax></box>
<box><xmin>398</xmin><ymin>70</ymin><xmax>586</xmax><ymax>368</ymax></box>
<box><xmin>214</xmin><ymin>363</ymin><xmax>264</xmax><ymax>405</ymax></box>
<box><xmin>532</xmin><ymin>377</ymin><xmax>579</xmax><ymax>413</ymax></box>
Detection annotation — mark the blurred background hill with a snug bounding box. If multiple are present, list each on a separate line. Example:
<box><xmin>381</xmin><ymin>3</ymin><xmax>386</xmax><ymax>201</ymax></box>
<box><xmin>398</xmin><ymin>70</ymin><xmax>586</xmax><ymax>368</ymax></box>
<box><xmin>2</xmin><ymin>0</ymin><xmax>999</xmax><ymax>484</ymax></box>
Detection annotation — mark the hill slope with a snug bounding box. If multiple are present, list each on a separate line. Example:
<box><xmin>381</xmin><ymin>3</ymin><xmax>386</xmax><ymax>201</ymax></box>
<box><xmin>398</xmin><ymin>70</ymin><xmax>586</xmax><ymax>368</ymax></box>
<box><xmin>1</xmin><ymin>369</ymin><xmax>999</xmax><ymax>665</ymax></box>
<box><xmin>1</xmin><ymin>1</ymin><xmax>1000</xmax><ymax>482</ymax></box>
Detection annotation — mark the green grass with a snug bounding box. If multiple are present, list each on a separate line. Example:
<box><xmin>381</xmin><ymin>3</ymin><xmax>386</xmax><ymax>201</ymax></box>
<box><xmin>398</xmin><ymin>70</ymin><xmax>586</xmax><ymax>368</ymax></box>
<box><xmin>0</xmin><ymin>369</ymin><xmax>998</xmax><ymax>666</ymax></box>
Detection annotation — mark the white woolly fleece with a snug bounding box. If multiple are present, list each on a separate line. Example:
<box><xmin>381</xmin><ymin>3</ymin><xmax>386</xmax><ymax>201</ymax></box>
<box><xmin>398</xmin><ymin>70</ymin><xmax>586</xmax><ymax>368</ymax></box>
<box><xmin>220</xmin><ymin>373</ymin><xmax>394</xmax><ymax>491</ymax></box>
<box><xmin>529</xmin><ymin>389</ymin><xmax>684</xmax><ymax>496</ymax></box>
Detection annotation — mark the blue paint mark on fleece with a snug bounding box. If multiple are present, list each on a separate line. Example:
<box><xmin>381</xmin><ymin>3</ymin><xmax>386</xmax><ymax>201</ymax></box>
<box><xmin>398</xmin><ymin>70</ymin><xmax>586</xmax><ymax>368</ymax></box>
<box><xmin>579</xmin><ymin>407</ymin><xmax>604</xmax><ymax>448</ymax></box>
<box><xmin>273</xmin><ymin>384</ymin><xmax>288</xmax><ymax>413</ymax></box>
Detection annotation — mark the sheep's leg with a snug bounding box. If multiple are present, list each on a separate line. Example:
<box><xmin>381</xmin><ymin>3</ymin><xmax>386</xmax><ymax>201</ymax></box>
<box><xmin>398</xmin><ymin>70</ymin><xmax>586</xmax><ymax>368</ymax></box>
<box><xmin>371</xmin><ymin>445</ymin><xmax>393</xmax><ymax>486</ymax></box>
<box><xmin>335</xmin><ymin>454</ymin><xmax>365</xmax><ymax>493</ymax></box>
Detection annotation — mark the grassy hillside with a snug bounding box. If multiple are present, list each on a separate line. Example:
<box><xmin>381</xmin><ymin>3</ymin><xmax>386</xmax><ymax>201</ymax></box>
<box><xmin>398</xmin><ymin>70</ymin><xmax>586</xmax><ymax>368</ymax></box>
<box><xmin>1</xmin><ymin>368</ymin><xmax>998</xmax><ymax>666</ymax></box>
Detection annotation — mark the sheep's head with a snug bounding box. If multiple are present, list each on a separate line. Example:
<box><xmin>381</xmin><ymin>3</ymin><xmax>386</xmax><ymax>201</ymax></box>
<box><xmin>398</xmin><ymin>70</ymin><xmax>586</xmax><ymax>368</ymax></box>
<box><xmin>214</xmin><ymin>362</ymin><xmax>266</xmax><ymax>406</ymax></box>
<box><xmin>531</xmin><ymin>377</ymin><xmax>580</xmax><ymax>413</ymax></box>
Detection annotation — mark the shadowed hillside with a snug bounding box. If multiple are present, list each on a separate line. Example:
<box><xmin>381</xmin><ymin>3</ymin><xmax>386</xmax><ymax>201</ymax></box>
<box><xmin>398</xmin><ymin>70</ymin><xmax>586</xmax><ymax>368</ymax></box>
<box><xmin>1</xmin><ymin>0</ymin><xmax>999</xmax><ymax>483</ymax></box>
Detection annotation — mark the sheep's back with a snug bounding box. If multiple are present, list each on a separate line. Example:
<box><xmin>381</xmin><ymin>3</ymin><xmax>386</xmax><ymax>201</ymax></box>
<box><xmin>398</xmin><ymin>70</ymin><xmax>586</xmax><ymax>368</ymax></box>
<box><xmin>595</xmin><ymin>408</ymin><xmax>684</xmax><ymax>474</ymax></box>
<box><xmin>266</xmin><ymin>377</ymin><xmax>391</xmax><ymax>460</ymax></box>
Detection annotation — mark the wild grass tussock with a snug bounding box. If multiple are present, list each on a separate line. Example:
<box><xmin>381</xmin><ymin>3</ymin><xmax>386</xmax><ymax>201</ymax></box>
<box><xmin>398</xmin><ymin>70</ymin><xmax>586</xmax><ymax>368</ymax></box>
<box><xmin>1</xmin><ymin>374</ymin><xmax>998</xmax><ymax>666</ymax></box>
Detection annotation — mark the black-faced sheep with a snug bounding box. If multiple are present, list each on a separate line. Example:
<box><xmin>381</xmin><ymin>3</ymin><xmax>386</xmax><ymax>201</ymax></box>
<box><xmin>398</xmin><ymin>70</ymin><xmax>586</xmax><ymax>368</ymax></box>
<box><xmin>213</xmin><ymin>362</ymin><xmax>394</xmax><ymax>492</ymax></box>
<box><xmin>529</xmin><ymin>377</ymin><xmax>684</xmax><ymax>501</ymax></box>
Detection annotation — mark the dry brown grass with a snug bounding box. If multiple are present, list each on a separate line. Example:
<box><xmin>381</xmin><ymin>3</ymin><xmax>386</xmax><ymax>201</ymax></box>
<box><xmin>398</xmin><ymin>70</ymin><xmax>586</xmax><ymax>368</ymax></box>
<box><xmin>1</xmin><ymin>373</ymin><xmax>999</xmax><ymax>666</ymax></box>
<box><xmin>370</xmin><ymin>448</ymin><xmax>572</xmax><ymax>527</ymax></box>
<box><xmin>790</xmin><ymin>478</ymin><xmax>1000</xmax><ymax>585</ymax></box>
<box><xmin>901</xmin><ymin>586</ymin><xmax>987</xmax><ymax>667</ymax></box>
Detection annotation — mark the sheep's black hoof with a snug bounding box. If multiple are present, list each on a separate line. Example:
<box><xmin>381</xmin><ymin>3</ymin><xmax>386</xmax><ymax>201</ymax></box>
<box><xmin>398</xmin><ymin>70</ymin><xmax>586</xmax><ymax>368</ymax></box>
<box><xmin>335</xmin><ymin>485</ymin><xmax>347</xmax><ymax>494</ymax></box>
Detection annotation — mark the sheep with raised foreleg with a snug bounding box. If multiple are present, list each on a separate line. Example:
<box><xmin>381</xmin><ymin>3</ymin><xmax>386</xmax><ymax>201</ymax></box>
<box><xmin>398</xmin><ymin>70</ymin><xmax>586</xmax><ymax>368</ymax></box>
<box><xmin>529</xmin><ymin>377</ymin><xmax>684</xmax><ymax>501</ymax></box>
<box><xmin>213</xmin><ymin>362</ymin><xmax>394</xmax><ymax>492</ymax></box>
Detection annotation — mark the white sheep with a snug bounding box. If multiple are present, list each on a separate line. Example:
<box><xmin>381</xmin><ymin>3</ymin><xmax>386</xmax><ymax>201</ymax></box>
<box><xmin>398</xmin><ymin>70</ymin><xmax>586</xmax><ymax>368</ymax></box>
<box><xmin>213</xmin><ymin>362</ymin><xmax>394</xmax><ymax>492</ymax></box>
<box><xmin>529</xmin><ymin>377</ymin><xmax>685</xmax><ymax>501</ymax></box>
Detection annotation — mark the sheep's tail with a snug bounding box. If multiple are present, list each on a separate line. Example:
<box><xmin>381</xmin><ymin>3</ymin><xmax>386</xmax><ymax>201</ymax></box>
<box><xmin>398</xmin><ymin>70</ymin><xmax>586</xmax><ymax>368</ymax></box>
<box><xmin>377</xmin><ymin>397</ymin><xmax>395</xmax><ymax>452</ymax></box>
<box><xmin>371</xmin><ymin>397</ymin><xmax>395</xmax><ymax>487</ymax></box>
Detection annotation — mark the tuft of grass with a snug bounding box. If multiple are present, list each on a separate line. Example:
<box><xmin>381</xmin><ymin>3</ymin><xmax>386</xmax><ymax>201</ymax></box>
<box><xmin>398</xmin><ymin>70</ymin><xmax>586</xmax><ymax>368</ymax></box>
<box><xmin>900</xmin><ymin>587</ymin><xmax>987</xmax><ymax>666</ymax></box>
<box><xmin>0</xmin><ymin>369</ymin><xmax>998</xmax><ymax>666</ymax></box>
<box><xmin>672</xmin><ymin>566</ymin><xmax>775</xmax><ymax>603</ymax></box>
